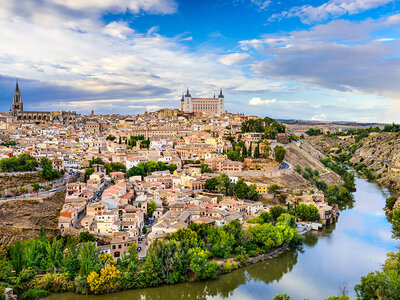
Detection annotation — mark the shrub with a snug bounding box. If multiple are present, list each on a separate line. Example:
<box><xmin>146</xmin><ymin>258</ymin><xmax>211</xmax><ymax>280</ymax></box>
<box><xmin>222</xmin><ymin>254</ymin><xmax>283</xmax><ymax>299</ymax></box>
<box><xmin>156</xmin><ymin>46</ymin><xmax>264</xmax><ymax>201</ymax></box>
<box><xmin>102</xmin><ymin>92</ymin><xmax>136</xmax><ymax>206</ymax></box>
<box><xmin>21</xmin><ymin>289</ymin><xmax>50</xmax><ymax>300</ymax></box>
<box><xmin>74</xmin><ymin>275</ymin><xmax>89</xmax><ymax>295</ymax></box>
<box><xmin>29</xmin><ymin>273</ymin><xmax>72</xmax><ymax>293</ymax></box>
<box><xmin>386</xmin><ymin>196</ymin><xmax>397</xmax><ymax>211</ymax></box>
<box><xmin>87</xmin><ymin>264</ymin><xmax>121</xmax><ymax>294</ymax></box>
<box><xmin>223</xmin><ymin>259</ymin><xmax>233</xmax><ymax>273</ymax></box>
<box><xmin>273</xmin><ymin>293</ymin><xmax>291</xmax><ymax>300</ymax></box>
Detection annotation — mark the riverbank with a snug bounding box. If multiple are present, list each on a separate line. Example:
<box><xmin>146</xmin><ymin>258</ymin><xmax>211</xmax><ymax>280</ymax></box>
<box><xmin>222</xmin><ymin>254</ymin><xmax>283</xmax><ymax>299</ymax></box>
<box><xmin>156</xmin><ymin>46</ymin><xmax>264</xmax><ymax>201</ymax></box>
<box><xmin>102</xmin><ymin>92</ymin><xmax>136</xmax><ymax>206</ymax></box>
<box><xmin>43</xmin><ymin>176</ymin><xmax>398</xmax><ymax>300</ymax></box>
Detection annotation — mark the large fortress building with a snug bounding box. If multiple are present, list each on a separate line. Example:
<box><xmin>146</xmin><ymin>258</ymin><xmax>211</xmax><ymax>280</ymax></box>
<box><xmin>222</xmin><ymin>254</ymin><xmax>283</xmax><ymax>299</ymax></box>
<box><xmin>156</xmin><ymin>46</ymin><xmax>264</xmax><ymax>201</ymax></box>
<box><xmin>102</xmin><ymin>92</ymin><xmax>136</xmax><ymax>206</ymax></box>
<box><xmin>180</xmin><ymin>88</ymin><xmax>225</xmax><ymax>114</ymax></box>
<box><xmin>7</xmin><ymin>82</ymin><xmax>77</xmax><ymax>125</ymax></box>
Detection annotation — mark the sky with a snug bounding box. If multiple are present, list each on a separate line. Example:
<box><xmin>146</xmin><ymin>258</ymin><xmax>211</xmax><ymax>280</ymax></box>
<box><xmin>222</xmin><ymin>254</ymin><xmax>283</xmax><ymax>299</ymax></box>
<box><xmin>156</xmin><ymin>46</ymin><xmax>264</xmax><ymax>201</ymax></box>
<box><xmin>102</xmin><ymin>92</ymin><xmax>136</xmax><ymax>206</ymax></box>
<box><xmin>0</xmin><ymin>0</ymin><xmax>400</xmax><ymax>122</ymax></box>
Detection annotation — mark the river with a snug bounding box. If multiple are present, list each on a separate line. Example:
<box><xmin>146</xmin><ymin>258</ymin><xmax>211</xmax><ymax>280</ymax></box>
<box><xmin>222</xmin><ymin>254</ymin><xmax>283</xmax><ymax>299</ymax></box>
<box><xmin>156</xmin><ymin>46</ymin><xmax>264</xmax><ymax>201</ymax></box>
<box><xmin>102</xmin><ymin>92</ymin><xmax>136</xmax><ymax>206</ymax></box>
<box><xmin>47</xmin><ymin>177</ymin><xmax>399</xmax><ymax>300</ymax></box>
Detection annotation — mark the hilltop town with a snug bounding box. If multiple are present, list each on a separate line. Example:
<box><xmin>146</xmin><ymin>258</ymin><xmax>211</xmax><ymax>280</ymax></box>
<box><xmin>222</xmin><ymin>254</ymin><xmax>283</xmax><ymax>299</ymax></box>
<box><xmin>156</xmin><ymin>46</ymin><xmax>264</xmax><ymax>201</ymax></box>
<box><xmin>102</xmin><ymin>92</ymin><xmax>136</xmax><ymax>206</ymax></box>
<box><xmin>0</xmin><ymin>85</ymin><xmax>347</xmax><ymax>263</ymax></box>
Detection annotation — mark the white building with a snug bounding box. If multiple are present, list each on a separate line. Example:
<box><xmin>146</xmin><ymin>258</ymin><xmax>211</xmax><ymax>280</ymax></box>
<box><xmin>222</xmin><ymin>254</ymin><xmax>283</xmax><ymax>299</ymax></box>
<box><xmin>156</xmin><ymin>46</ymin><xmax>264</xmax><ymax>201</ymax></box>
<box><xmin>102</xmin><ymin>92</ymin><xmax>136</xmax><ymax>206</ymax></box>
<box><xmin>180</xmin><ymin>88</ymin><xmax>224</xmax><ymax>114</ymax></box>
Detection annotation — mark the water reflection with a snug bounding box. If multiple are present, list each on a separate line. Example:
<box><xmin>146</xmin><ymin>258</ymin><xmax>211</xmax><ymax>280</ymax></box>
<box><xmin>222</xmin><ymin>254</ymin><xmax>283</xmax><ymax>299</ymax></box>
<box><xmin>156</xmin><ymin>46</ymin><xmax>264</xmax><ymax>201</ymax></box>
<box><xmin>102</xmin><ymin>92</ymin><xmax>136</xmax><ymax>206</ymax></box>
<box><xmin>47</xmin><ymin>177</ymin><xmax>400</xmax><ymax>300</ymax></box>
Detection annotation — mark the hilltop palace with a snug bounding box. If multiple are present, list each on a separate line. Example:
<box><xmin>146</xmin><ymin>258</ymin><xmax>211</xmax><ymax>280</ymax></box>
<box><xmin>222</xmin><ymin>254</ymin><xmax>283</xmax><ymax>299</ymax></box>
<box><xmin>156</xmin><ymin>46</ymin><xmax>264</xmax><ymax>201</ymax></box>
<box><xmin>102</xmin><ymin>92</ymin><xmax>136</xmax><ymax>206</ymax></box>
<box><xmin>181</xmin><ymin>88</ymin><xmax>225</xmax><ymax>114</ymax></box>
<box><xmin>7</xmin><ymin>82</ymin><xmax>77</xmax><ymax>125</ymax></box>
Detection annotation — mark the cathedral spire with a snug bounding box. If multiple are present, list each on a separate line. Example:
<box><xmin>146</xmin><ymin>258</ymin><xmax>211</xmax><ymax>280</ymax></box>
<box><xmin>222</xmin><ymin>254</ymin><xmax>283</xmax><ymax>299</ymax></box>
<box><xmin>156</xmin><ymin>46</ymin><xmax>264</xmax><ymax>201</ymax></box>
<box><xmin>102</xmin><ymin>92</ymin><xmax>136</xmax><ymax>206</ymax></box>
<box><xmin>15</xmin><ymin>80</ymin><xmax>19</xmax><ymax>92</ymax></box>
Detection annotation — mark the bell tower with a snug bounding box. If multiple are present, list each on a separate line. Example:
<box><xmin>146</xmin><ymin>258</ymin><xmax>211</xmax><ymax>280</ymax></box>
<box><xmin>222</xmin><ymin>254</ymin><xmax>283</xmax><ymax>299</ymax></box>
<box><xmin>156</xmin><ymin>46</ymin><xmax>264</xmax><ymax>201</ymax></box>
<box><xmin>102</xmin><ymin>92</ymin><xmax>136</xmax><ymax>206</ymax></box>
<box><xmin>12</xmin><ymin>81</ymin><xmax>23</xmax><ymax>116</ymax></box>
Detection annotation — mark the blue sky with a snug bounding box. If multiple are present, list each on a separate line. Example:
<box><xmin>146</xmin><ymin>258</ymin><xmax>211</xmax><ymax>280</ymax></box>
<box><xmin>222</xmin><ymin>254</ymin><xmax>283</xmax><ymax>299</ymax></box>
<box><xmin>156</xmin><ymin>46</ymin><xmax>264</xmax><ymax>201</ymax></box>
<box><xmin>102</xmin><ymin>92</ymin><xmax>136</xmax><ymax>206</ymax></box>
<box><xmin>0</xmin><ymin>0</ymin><xmax>400</xmax><ymax>122</ymax></box>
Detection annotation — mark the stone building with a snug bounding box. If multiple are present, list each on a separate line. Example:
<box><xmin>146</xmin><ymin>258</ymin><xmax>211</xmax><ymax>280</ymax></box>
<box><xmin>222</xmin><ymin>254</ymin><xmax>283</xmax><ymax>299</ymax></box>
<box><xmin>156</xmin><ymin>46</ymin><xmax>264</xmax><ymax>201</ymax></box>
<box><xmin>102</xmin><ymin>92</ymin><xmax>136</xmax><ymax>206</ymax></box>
<box><xmin>7</xmin><ymin>82</ymin><xmax>77</xmax><ymax>125</ymax></box>
<box><xmin>180</xmin><ymin>88</ymin><xmax>224</xmax><ymax>114</ymax></box>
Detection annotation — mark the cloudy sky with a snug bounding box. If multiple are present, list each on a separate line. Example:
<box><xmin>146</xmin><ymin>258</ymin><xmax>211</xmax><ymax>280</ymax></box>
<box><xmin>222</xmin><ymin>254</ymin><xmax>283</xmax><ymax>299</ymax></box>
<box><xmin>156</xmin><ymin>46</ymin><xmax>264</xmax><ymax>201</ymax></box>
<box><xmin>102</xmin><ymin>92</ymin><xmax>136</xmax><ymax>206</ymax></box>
<box><xmin>0</xmin><ymin>0</ymin><xmax>399</xmax><ymax>122</ymax></box>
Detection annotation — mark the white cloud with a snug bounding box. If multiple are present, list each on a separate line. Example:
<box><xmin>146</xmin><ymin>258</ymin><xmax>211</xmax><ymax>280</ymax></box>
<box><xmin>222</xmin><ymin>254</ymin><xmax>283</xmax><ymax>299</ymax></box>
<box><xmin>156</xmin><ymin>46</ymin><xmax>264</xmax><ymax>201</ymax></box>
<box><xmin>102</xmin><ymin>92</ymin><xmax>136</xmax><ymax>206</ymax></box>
<box><xmin>375</xmin><ymin>38</ymin><xmax>395</xmax><ymax>42</ymax></box>
<box><xmin>244</xmin><ymin>16</ymin><xmax>400</xmax><ymax>99</ymax></box>
<box><xmin>311</xmin><ymin>113</ymin><xmax>327</xmax><ymax>120</ymax></box>
<box><xmin>0</xmin><ymin>4</ymin><xmax>285</xmax><ymax>113</ymax></box>
<box><xmin>218</xmin><ymin>53</ymin><xmax>251</xmax><ymax>66</ymax></box>
<box><xmin>250</xmin><ymin>0</ymin><xmax>271</xmax><ymax>10</ymax></box>
<box><xmin>146</xmin><ymin>105</ymin><xmax>163</xmax><ymax>111</ymax></box>
<box><xmin>0</xmin><ymin>0</ymin><xmax>177</xmax><ymax>31</ymax></box>
<box><xmin>103</xmin><ymin>22</ymin><xmax>134</xmax><ymax>39</ymax></box>
<box><xmin>249</xmin><ymin>97</ymin><xmax>277</xmax><ymax>105</ymax></box>
<box><xmin>271</xmin><ymin>0</ymin><xmax>393</xmax><ymax>23</ymax></box>
<box><xmin>181</xmin><ymin>36</ymin><xmax>193</xmax><ymax>41</ymax></box>
<box><xmin>51</xmin><ymin>0</ymin><xmax>177</xmax><ymax>13</ymax></box>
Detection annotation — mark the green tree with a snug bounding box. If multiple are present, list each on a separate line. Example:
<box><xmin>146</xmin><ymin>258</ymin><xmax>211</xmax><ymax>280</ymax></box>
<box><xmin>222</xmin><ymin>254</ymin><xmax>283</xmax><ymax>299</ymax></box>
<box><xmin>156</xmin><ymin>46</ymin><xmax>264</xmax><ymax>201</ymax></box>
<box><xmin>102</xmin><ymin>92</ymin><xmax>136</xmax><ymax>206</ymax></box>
<box><xmin>274</xmin><ymin>146</ymin><xmax>286</xmax><ymax>164</ymax></box>
<box><xmin>227</xmin><ymin>150</ymin><xmax>239</xmax><ymax>161</ymax></box>
<box><xmin>188</xmin><ymin>248</ymin><xmax>218</xmax><ymax>280</ymax></box>
<box><xmin>253</xmin><ymin>144</ymin><xmax>260</xmax><ymax>158</ymax></box>
<box><xmin>9</xmin><ymin>240</ymin><xmax>24</xmax><ymax>274</ymax></box>
<box><xmin>128</xmin><ymin>242</ymin><xmax>138</xmax><ymax>264</ymax></box>
<box><xmin>167</xmin><ymin>163</ymin><xmax>177</xmax><ymax>173</ymax></box>
<box><xmin>296</xmin><ymin>204</ymin><xmax>319</xmax><ymax>222</ymax></box>
<box><xmin>79</xmin><ymin>242</ymin><xmax>99</xmax><ymax>276</ymax></box>
<box><xmin>248</xmin><ymin>142</ymin><xmax>252</xmax><ymax>158</ymax></box>
<box><xmin>386</xmin><ymin>196</ymin><xmax>397</xmax><ymax>211</ymax></box>
<box><xmin>200</xmin><ymin>163</ymin><xmax>213</xmax><ymax>174</ymax></box>
<box><xmin>270</xmin><ymin>205</ymin><xmax>286</xmax><ymax>220</ymax></box>
<box><xmin>208</xmin><ymin>227</ymin><xmax>235</xmax><ymax>258</ymax></box>
<box><xmin>32</xmin><ymin>183</ymin><xmax>40</xmax><ymax>195</ymax></box>
<box><xmin>23</xmin><ymin>239</ymin><xmax>43</xmax><ymax>269</ymax></box>
<box><xmin>43</xmin><ymin>238</ymin><xmax>64</xmax><ymax>272</ymax></box>
<box><xmin>147</xmin><ymin>201</ymin><xmax>157</xmax><ymax>217</ymax></box>
<box><xmin>277</xmin><ymin>213</ymin><xmax>296</xmax><ymax>228</ymax></box>
<box><xmin>84</xmin><ymin>168</ymin><xmax>94</xmax><ymax>182</ymax></box>
<box><xmin>325</xmin><ymin>184</ymin><xmax>352</xmax><ymax>206</ymax></box>
<box><xmin>79</xmin><ymin>231</ymin><xmax>95</xmax><ymax>243</ymax></box>
<box><xmin>269</xmin><ymin>184</ymin><xmax>280</xmax><ymax>193</ymax></box>
<box><xmin>126</xmin><ymin>166</ymin><xmax>146</xmax><ymax>178</ymax></box>
<box><xmin>233</xmin><ymin>179</ymin><xmax>250</xmax><ymax>199</ymax></box>
<box><xmin>216</xmin><ymin>173</ymin><xmax>231</xmax><ymax>195</ymax></box>
<box><xmin>259</xmin><ymin>212</ymin><xmax>272</xmax><ymax>224</ymax></box>
<box><xmin>247</xmin><ymin>184</ymin><xmax>259</xmax><ymax>201</ymax></box>
<box><xmin>64</xmin><ymin>238</ymin><xmax>80</xmax><ymax>280</ymax></box>
<box><xmin>242</xmin><ymin>144</ymin><xmax>247</xmax><ymax>157</ymax></box>
<box><xmin>205</xmin><ymin>177</ymin><xmax>218</xmax><ymax>191</ymax></box>
<box><xmin>273</xmin><ymin>293</ymin><xmax>291</xmax><ymax>300</ymax></box>
<box><xmin>0</xmin><ymin>257</ymin><xmax>13</xmax><ymax>281</ymax></box>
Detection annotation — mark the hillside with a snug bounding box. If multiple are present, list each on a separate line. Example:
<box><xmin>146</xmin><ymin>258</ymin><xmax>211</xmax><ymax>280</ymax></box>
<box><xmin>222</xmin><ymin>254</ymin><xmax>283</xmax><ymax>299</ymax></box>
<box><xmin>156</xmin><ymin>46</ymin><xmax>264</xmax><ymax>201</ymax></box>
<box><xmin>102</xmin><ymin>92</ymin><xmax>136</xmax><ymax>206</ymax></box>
<box><xmin>0</xmin><ymin>191</ymin><xmax>65</xmax><ymax>252</ymax></box>
<box><xmin>240</xmin><ymin>141</ymin><xmax>343</xmax><ymax>192</ymax></box>
<box><xmin>350</xmin><ymin>132</ymin><xmax>400</xmax><ymax>191</ymax></box>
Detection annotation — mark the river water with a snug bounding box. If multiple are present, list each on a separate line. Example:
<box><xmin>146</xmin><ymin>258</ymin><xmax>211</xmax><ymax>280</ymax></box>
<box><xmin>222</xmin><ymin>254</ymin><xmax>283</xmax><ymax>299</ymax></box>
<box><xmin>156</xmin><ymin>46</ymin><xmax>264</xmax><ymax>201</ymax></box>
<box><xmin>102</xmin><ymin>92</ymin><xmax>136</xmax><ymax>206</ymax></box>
<box><xmin>47</xmin><ymin>177</ymin><xmax>399</xmax><ymax>300</ymax></box>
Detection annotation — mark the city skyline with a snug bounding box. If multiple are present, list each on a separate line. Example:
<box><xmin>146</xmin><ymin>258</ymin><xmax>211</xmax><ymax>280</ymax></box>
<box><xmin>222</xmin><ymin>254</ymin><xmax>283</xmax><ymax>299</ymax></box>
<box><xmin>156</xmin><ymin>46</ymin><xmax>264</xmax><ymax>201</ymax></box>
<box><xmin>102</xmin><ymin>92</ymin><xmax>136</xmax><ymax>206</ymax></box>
<box><xmin>0</xmin><ymin>0</ymin><xmax>399</xmax><ymax>122</ymax></box>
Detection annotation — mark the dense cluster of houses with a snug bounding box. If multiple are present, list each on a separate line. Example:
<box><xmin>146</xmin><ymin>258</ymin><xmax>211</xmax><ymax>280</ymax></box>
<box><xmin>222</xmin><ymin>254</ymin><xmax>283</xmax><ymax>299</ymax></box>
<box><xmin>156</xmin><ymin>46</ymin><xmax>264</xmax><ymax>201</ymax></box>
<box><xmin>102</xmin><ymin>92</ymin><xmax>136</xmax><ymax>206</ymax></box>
<box><xmin>0</xmin><ymin>109</ymin><xmax>338</xmax><ymax>259</ymax></box>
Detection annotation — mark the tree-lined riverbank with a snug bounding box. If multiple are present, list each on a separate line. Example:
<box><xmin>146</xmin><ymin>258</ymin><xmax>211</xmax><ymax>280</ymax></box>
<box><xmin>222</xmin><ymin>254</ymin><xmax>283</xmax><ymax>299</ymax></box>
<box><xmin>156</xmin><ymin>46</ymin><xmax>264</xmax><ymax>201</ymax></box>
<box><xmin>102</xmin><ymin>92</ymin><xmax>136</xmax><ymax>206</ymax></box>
<box><xmin>43</xmin><ymin>176</ymin><xmax>398</xmax><ymax>300</ymax></box>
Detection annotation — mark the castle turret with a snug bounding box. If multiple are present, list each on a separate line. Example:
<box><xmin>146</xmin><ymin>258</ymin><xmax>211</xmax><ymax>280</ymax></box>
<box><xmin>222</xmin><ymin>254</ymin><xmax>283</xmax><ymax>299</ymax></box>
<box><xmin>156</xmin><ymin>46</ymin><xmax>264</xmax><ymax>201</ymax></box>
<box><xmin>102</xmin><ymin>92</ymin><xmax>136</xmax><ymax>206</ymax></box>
<box><xmin>183</xmin><ymin>88</ymin><xmax>192</xmax><ymax>112</ymax></box>
<box><xmin>217</xmin><ymin>88</ymin><xmax>224</xmax><ymax>113</ymax></box>
<box><xmin>218</xmin><ymin>88</ymin><xmax>224</xmax><ymax>98</ymax></box>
